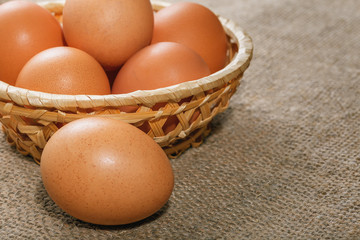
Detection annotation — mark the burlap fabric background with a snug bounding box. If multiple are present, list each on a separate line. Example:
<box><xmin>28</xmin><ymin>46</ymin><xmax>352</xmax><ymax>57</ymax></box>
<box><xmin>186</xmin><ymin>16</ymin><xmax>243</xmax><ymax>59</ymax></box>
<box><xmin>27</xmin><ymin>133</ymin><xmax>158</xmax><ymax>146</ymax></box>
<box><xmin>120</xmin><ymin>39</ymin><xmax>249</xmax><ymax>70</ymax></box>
<box><xmin>1</xmin><ymin>0</ymin><xmax>359</xmax><ymax>239</ymax></box>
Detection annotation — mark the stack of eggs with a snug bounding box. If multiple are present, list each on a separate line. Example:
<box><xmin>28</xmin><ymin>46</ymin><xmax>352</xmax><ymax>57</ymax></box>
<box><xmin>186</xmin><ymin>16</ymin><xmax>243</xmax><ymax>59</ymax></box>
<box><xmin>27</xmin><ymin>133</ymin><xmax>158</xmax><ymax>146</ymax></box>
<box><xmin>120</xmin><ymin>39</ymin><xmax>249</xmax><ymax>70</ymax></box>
<box><xmin>0</xmin><ymin>0</ymin><xmax>227</xmax><ymax>95</ymax></box>
<box><xmin>0</xmin><ymin>0</ymin><xmax>230</xmax><ymax>225</ymax></box>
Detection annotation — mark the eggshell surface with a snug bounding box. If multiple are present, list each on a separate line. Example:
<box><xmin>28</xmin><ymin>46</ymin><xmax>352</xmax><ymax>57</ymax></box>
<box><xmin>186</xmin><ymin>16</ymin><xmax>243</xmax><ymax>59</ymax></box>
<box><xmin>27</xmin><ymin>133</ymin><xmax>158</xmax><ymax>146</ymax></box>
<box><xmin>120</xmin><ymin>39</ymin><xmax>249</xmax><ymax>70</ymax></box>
<box><xmin>0</xmin><ymin>0</ymin><xmax>64</xmax><ymax>85</ymax></box>
<box><xmin>63</xmin><ymin>0</ymin><xmax>154</xmax><ymax>70</ymax></box>
<box><xmin>152</xmin><ymin>2</ymin><xmax>228</xmax><ymax>73</ymax></box>
<box><xmin>112</xmin><ymin>42</ymin><xmax>210</xmax><ymax>94</ymax></box>
<box><xmin>15</xmin><ymin>47</ymin><xmax>110</xmax><ymax>95</ymax></box>
<box><xmin>40</xmin><ymin>117</ymin><xmax>174</xmax><ymax>225</ymax></box>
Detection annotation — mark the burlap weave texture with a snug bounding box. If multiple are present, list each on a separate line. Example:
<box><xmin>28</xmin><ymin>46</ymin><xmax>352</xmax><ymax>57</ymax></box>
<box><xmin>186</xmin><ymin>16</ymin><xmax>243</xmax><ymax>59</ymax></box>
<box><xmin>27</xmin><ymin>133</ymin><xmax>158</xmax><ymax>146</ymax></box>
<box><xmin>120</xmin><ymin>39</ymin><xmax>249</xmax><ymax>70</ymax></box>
<box><xmin>1</xmin><ymin>0</ymin><xmax>359</xmax><ymax>239</ymax></box>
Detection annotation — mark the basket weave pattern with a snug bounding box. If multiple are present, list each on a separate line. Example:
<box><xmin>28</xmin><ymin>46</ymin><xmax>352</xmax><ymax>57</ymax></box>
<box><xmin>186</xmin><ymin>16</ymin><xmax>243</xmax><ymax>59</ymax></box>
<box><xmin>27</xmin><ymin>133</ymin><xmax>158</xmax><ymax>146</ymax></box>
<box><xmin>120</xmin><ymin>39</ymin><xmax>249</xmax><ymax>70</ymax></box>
<box><xmin>0</xmin><ymin>0</ymin><xmax>253</xmax><ymax>163</ymax></box>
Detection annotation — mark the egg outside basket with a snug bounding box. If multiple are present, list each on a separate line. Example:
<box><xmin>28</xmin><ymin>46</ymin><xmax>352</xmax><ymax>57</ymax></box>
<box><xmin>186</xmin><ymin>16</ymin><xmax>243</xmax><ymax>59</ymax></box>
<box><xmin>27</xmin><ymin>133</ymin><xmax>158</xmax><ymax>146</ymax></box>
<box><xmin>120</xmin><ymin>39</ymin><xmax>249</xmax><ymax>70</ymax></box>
<box><xmin>0</xmin><ymin>0</ymin><xmax>253</xmax><ymax>164</ymax></box>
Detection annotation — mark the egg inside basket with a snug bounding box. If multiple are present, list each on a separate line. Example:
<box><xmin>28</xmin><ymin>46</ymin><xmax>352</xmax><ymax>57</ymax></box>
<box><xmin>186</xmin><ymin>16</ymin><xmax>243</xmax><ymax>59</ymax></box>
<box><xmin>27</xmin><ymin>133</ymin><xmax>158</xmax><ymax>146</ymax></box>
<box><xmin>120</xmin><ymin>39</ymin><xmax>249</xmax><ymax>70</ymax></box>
<box><xmin>0</xmin><ymin>0</ymin><xmax>253</xmax><ymax>163</ymax></box>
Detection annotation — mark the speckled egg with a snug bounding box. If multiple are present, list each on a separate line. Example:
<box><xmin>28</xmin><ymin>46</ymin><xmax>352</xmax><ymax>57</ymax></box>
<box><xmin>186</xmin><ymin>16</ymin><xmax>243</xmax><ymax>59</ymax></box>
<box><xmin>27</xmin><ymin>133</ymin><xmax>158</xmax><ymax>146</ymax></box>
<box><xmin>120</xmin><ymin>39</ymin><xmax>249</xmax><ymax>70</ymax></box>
<box><xmin>40</xmin><ymin>117</ymin><xmax>174</xmax><ymax>225</ymax></box>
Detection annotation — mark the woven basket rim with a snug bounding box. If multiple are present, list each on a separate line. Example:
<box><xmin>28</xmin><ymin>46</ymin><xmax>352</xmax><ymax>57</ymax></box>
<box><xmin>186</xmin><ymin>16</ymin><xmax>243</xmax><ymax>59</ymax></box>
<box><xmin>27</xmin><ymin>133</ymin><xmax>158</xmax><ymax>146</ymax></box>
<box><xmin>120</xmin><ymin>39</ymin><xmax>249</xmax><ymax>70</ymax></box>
<box><xmin>0</xmin><ymin>0</ymin><xmax>253</xmax><ymax>109</ymax></box>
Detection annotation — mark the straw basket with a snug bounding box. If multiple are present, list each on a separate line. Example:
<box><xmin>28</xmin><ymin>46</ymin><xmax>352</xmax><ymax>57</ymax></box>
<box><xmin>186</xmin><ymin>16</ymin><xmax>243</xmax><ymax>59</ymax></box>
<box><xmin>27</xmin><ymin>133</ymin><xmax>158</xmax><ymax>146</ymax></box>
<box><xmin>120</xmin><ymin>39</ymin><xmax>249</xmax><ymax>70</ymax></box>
<box><xmin>0</xmin><ymin>0</ymin><xmax>253</xmax><ymax>164</ymax></box>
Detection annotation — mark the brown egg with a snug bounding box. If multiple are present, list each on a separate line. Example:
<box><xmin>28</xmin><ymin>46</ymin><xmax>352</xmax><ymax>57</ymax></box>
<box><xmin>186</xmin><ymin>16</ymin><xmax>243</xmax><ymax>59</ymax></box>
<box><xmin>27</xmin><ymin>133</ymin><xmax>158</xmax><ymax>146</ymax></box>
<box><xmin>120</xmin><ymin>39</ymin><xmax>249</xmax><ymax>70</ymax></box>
<box><xmin>152</xmin><ymin>2</ymin><xmax>228</xmax><ymax>73</ymax></box>
<box><xmin>40</xmin><ymin>117</ymin><xmax>174</xmax><ymax>225</ymax></box>
<box><xmin>112</xmin><ymin>42</ymin><xmax>210</xmax><ymax>94</ymax></box>
<box><xmin>0</xmin><ymin>0</ymin><xmax>64</xmax><ymax>85</ymax></box>
<box><xmin>63</xmin><ymin>0</ymin><xmax>154</xmax><ymax>70</ymax></box>
<box><xmin>15</xmin><ymin>47</ymin><xmax>110</xmax><ymax>95</ymax></box>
